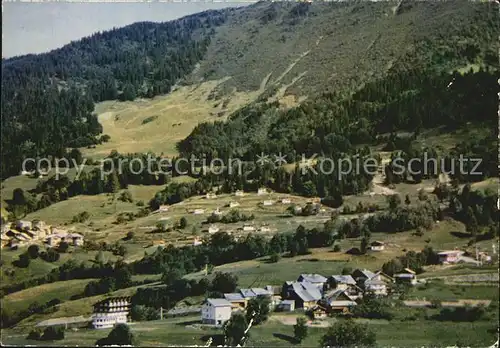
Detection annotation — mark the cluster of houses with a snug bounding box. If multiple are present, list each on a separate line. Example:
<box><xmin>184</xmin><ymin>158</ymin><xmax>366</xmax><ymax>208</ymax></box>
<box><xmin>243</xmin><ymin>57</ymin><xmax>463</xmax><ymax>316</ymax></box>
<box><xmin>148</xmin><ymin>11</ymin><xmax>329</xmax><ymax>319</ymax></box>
<box><xmin>202</xmin><ymin>268</ymin><xmax>418</xmax><ymax>325</ymax></box>
<box><xmin>0</xmin><ymin>220</ymin><xmax>84</xmax><ymax>249</ymax></box>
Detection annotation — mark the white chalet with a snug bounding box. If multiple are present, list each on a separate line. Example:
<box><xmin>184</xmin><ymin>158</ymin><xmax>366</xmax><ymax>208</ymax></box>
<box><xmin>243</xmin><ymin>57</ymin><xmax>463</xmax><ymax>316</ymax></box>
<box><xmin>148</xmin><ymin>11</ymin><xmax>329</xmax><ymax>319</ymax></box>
<box><xmin>370</xmin><ymin>241</ymin><xmax>385</xmax><ymax>251</ymax></box>
<box><xmin>91</xmin><ymin>297</ymin><xmax>131</xmax><ymax>329</ymax></box>
<box><xmin>257</xmin><ymin>188</ymin><xmax>268</xmax><ymax>195</ymax></box>
<box><xmin>243</xmin><ymin>224</ymin><xmax>255</xmax><ymax>232</ymax></box>
<box><xmin>208</xmin><ymin>225</ymin><xmax>220</xmax><ymax>234</ymax></box>
<box><xmin>201</xmin><ymin>299</ymin><xmax>232</xmax><ymax>325</ymax></box>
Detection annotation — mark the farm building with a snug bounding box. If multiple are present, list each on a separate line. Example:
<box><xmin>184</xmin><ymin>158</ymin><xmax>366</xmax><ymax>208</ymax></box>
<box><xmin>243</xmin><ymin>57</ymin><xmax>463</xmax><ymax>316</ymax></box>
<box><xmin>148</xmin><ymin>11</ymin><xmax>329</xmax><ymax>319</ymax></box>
<box><xmin>438</xmin><ymin>250</ymin><xmax>464</xmax><ymax>264</ymax></box>
<box><xmin>281</xmin><ymin>198</ymin><xmax>292</xmax><ymax>204</ymax></box>
<box><xmin>262</xmin><ymin>200</ymin><xmax>274</xmax><ymax>206</ymax></box>
<box><xmin>283</xmin><ymin>281</ymin><xmax>322</xmax><ymax>310</ymax></box>
<box><xmin>158</xmin><ymin>205</ymin><xmax>169</xmax><ymax>212</ymax></box>
<box><xmin>229</xmin><ymin>202</ymin><xmax>240</xmax><ymax>208</ymax></box>
<box><xmin>16</xmin><ymin>220</ymin><xmax>32</xmax><ymax>231</ymax></box>
<box><xmin>91</xmin><ymin>297</ymin><xmax>131</xmax><ymax>329</ymax></box>
<box><xmin>309</xmin><ymin>305</ymin><xmax>328</xmax><ymax>319</ymax></box>
<box><xmin>234</xmin><ymin>190</ymin><xmax>245</xmax><ymax>197</ymax></box>
<box><xmin>297</xmin><ymin>274</ymin><xmax>327</xmax><ymax>291</ymax></box>
<box><xmin>259</xmin><ymin>225</ymin><xmax>271</xmax><ymax>232</ymax></box>
<box><xmin>206</xmin><ymin>193</ymin><xmax>217</xmax><ymax>199</ymax></box>
<box><xmin>394</xmin><ymin>272</ymin><xmax>417</xmax><ymax>285</ymax></box>
<box><xmin>370</xmin><ymin>241</ymin><xmax>385</xmax><ymax>251</ymax></box>
<box><xmin>201</xmin><ymin>299</ymin><xmax>232</xmax><ymax>325</ymax></box>
<box><xmin>193</xmin><ymin>209</ymin><xmax>205</xmax><ymax>215</ymax></box>
<box><xmin>224</xmin><ymin>293</ymin><xmax>247</xmax><ymax>311</ymax></box>
<box><xmin>257</xmin><ymin>188</ymin><xmax>268</xmax><ymax>195</ymax></box>
<box><xmin>242</xmin><ymin>224</ymin><xmax>255</xmax><ymax>232</ymax></box>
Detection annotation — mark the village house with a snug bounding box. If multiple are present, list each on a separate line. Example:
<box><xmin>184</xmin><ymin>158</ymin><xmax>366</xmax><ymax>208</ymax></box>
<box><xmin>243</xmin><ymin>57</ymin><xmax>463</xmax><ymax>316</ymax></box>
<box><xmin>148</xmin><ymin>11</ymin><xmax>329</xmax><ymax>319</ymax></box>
<box><xmin>394</xmin><ymin>271</ymin><xmax>418</xmax><ymax>286</ymax></box>
<box><xmin>224</xmin><ymin>293</ymin><xmax>247</xmax><ymax>311</ymax></box>
<box><xmin>322</xmin><ymin>288</ymin><xmax>358</xmax><ymax>314</ymax></box>
<box><xmin>262</xmin><ymin>200</ymin><xmax>274</xmax><ymax>206</ymax></box>
<box><xmin>32</xmin><ymin>220</ymin><xmax>46</xmax><ymax>231</ymax></box>
<box><xmin>208</xmin><ymin>225</ymin><xmax>220</xmax><ymax>234</ymax></box>
<box><xmin>193</xmin><ymin>209</ymin><xmax>205</xmax><ymax>215</ymax></box>
<box><xmin>68</xmin><ymin>233</ymin><xmax>84</xmax><ymax>246</ymax></box>
<box><xmin>15</xmin><ymin>220</ymin><xmax>32</xmax><ymax>231</ymax></box>
<box><xmin>158</xmin><ymin>205</ymin><xmax>169</xmax><ymax>212</ymax></box>
<box><xmin>206</xmin><ymin>192</ymin><xmax>217</xmax><ymax>199</ymax></box>
<box><xmin>201</xmin><ymin>299</ymin><xmax>232</xmax><ymax>325</ymax></box>
<box><xmin>257</xmin><ymin>188</ymin><xmax>268</xmax><ymax>195</ymax></box>
<box><xmin>242</xmin><ymin>224</ymin><xmax>255</xmax><ymax>232</ymax></box>
<box><xmin>229</xmin><ymin>201</ymin><xmax>240</xmax><ymax>208</ymax></box>
<box><xmin>278</xmin><ymin>299</ymin><xmax>295</xmax><ymax>312</ymax></box>
<box><xmin>91</xmin><ymin>297</ymin><xmax>131</xmax><ymax>329</ymax></box>
<box><xmin>193</xmin><ymin>237</ymin><xmax>203</xmax><ymax>246</ymax></box>
<box><xmin>259</xmin><ymin>225</ymin><xmax>271</xmax><ymax>232</ymax></box>
<box><xmin>234</xmin><ymin>190</ymin><xmax>245</xmax><ymax>197</ymax></box>
<box><xmin>309</xmin><ymin>304</ymin><xmax>328</xmax><ymax>319</ymax></box>
<box><xmin>283</xmin><ymin>281</ymin><xmax>322</xmax><ymax>310</ymax></box>
<box><xmin>45</xmin><ymin>233</ymin><xmax>65</xmax><ymax>247</ymax></box>
<box><xmin>152</xmin><ymin>240</ymin><xmax>166</xmax><ymax>247</ymax></box>
<box><xmin>352</xmin><ymin>269</ymin><xmax>393</xmax><ymax>296</ymax></box>
<box><xmin>438</xmin><ymin>250</ymin><xmax>464</xmax><ymax>264</ymax></box>
<box><xmin>297</xmin><ymin>274</ymin><xmax>328</xmax><ymax>292</ymax></box>
<box><xmin>369</xmin><ymin>241</ymin><xmax>385</xmax><ymax>251</ymax></box>
<box><xmin>281</xmin><ymin>198</ymin><xmax>292</xmax><ymax>204</ymax></box>
<box><xmin>327</xmin><ymin>275</ymin><xmax>362</xmax><ymax>298</ymax></box>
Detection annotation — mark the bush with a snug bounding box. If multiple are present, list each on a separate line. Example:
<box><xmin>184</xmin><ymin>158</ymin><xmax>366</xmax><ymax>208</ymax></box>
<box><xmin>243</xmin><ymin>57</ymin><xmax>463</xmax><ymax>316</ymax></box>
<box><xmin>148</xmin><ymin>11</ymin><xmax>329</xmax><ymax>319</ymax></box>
<box><xmin>332</xmin><ymin>244</ymin><xmax>341</xmax><ymax>252</ymax></box>
<box><xmin>42</xmin><ymin>326</ymin><xmax>65</xmax><ymax>340</ymax></box>
<box><xmin>269</xmin><ymin>253</ymin><xmax>280</xmax><ymax>263</ymax></box>
<box><xmin>27</xmin><ymin>245</ymin><xmax>40</xmax><ymax>259</ymax></box>
<box><xmin>26</xmin><ymin>328</ymin><xmax>43</xmax><ymax>340</ymax></box>
<box><xmin>96</xmin><ymin>323</ymin><xmax>136</xmax><ymax>346</ymax></box>
<box><xmin>14</xmin><ymin>253</ymin><xmax>30</xmax><ymax>268</ymax></box>
<box><xmin>320</xmin><ymin>319</ymin><xmax>376</xmax><ymax>347</ymax></box>
<box><xmin>40</xmin><ymin>248</ymin><xmax>60</xmax><ymax>262</ymax></box>
<box><xmin>119</xmin><ymin>190</ymin><xmax>133</xmax><ymax>203</ymax></box>
<box><xmin>293</xmin><ymin>316</ymin><xmax>308</xmax><ymax>343</ymax></box>
<box><xmin>58</xmin><ymin>241</ymin><xmax>69</xmax><ymax>253</ymax></box>
<box><xmin>71</xmin><ymin>211</ymin><xmax>90</xmax><ymax>223</ymax></box>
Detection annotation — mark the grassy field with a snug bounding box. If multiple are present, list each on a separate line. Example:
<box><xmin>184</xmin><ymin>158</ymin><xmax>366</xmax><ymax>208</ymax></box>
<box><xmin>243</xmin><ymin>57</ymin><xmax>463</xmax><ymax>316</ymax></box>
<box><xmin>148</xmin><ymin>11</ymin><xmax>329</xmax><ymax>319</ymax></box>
<box><xmin>2</xmin><ymin>313</ymin><xmax>497</xmax><ymax>347</ymax></box>
<box><xmin>1</xmin><ymin>279</ymin><xmax>94</xmax><ymax>315</ymax></box>
<box><xmin>0</xmin><ymin>246</ymin><xmax>118</xmax><ymax>287</ymax></box>
<box><xmin>83</xmin><ymin>78</ymin><xmax>262</xmax><ymax>160</ymax></box>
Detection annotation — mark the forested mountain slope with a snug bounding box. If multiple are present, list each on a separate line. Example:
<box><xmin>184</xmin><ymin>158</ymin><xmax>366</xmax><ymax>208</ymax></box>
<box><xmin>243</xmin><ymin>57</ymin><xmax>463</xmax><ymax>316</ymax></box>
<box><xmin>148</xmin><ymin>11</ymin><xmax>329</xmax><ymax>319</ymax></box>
<box><xmin>190</xmin><ymin>0</ymin><xmax>498</xmax><ymax>98</ymax></box>
<box><xmin>1</xmin><ymin>9</ymin><xmax>230</xmax><ymax>179</ymax></box>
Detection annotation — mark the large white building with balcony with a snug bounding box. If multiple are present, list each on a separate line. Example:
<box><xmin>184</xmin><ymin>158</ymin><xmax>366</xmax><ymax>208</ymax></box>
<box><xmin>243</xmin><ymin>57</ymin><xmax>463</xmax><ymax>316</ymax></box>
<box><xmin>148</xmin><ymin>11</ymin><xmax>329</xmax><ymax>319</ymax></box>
<box><xmin>91</xmin><ymin>297</ymin><xmax>131</xmax><ymax>329</ymax></box>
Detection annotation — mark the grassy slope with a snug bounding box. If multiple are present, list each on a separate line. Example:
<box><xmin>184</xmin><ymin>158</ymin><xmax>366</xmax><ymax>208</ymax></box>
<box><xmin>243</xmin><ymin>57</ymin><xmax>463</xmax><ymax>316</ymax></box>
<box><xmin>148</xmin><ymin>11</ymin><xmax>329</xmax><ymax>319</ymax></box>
<box><xmin>0</xmin><ymin>279</ymin><xmax>94</xmax><ymax>315</ymax></box>
<box><xmin>2</xmin><ymin>314</ymin><xmax>497</xmax><ymax>347</ymax></box>
<box><xmin>82</xmin><ymin>79</ymin><xmax>264</xmax><ymax>160</ymax></box>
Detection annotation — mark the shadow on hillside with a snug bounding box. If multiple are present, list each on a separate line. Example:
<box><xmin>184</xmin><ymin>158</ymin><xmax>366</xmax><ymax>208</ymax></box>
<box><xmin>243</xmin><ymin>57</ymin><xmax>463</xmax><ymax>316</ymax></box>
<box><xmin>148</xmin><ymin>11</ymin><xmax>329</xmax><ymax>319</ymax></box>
<box><xmin>175</xmin><ymin>319</ymin><xmax>201</xmax><ymax>326</ymax></box>
<box><xmin>450</xmin><ymin>231</ymin><xmax>471</xmax><ymax>239</ymax></box>
<box><xmin>273</xmin><ymin>333</ymin><xmax>298</xmax><ymax>344</ymax></box>
<box><xmin>296</xmin><ymin>258</ymin><xmax>319</xmax><ymax>262</ymax></box>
